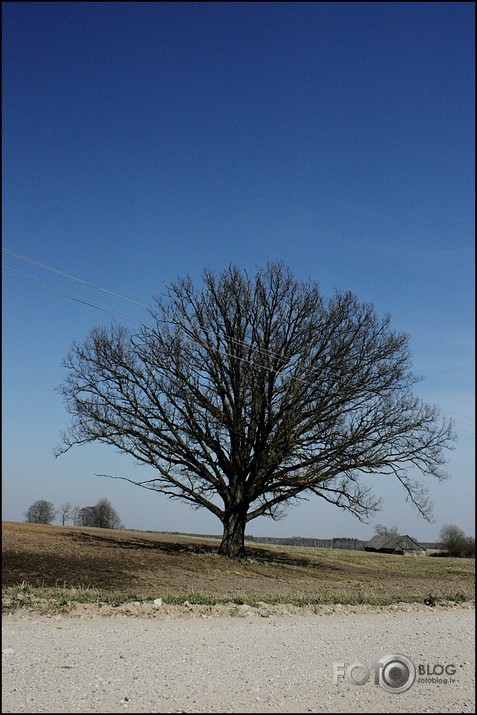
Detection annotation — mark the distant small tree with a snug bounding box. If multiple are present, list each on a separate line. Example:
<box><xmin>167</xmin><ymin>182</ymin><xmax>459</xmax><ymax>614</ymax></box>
<box><xmin>95</xmin><ymin>497</ymin><xmax>123</xmax><ymax>529</ymax></box>
<box><xmin>463</xmin><ymin>536</ymin><xmax>475</xmax><ymax>558</ymax></box>
<box><xmin>59</xmin><ymin>502</ymin><xmax>74</xmax><ymax>526</ymax></box>
<box><xmin>24</xmin><ymin>499</ymin><xmax>57</xmax><ymax>525</ymax></box>
<box><xmin>374</xmin><ymin>523</ymin><xmax>399</xmax><ymax>537</ymax></box>
<box><xmin>439</xmin><ymin>524</ymin><xmax>469</xmax><ymax>557</ymax></box>
<box><xmin>77</xmin><ymin>506</ymin><xmax>96</xmax><ymax>527</ymax></box>
<box><xmin>77</xmin><ymin>498</ymin><xmax>123</xmax><ymax>529</ymax></box>
<box><xmin>72</xmin><ymin>505</ymin><xmax>82</xmax><ymax>526</ymax></box>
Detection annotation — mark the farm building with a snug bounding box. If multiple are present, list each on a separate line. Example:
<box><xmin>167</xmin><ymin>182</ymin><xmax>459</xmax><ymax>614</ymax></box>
<box><xmin>365</xmin><ymin>534</ymin><xmax>426</xmax><ymax>556</ymax></box>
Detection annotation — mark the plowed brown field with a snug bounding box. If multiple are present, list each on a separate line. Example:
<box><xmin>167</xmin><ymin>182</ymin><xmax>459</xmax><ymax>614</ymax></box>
<box><xmin>2</xmin><ymin>521</ymin><xmax>474</xmax><ymax>606</ymax></box>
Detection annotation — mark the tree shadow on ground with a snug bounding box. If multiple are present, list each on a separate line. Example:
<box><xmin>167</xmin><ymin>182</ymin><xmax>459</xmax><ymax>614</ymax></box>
<box><xmin>67</xmin><ymin>531</ymin><xmax>344</xmax><ymax>570</ymax></box>
<box><xmin>68</xmin><ymin>531</ymin><xmax>342</xmax><ymax>571</ymax></box>
<box><xmin>243</xmin><ymin>546</ymin><xmax>344</xmax><ymax>570</ymax></box>
<box><xmin>67</xmin><ymin>530</ymin><xmax>217</xmax><ymax>554</ymax></box>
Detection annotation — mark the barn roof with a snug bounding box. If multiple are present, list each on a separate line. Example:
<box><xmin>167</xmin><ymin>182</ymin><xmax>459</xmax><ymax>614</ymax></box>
<box><xmin>366</xmin><ymin>534</ymin><xmax>425</xmax><ymax>552</ymax></box>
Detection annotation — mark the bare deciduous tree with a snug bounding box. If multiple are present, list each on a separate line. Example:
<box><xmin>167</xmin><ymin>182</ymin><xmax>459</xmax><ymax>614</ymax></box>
<box><xmin>71</xmin><ymin>505</ymin><xmax>82</xmax><ymax>526</ymax></box>
<box><xmin>59</xmin><ymin>502</ymin><xmax>74</xmax><ymax>526</ymax></box>
<box><xmin>24</xmin><ymin>499</ymin><xmax>57</xmax><ymax>525</ymax></box>
<box><xmin>374</xmin><ymin>523</ymin><xmax>399</xmax><ymax>537</ymax></box>
<box><xmin>55</xmin><ymin>262</ymin><xmax>456</xmax><ymax>558</ymax></box>
<box><xmin>439</xmin><ymin>524</ymin><xmax>474</xmax><ymax>557</ymax></box>
<box><xmin>77</xmin><ymin>498</ymin><xmax>123</xmax><ymax>529</ymax></box>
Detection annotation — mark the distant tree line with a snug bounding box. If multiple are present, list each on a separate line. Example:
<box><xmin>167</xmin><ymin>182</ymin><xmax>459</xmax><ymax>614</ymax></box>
<box><xmin>245</xmin><ymin>535</ymin><xmax>367</xmax><ymax>550</ymax></box>
<box><xmin>144</xmin><ymin>523</ymin><xmax>442</xmax><ymax>552</ymax></box>
<box><xmin>24</xmin><ymin>498</ymin><xmax>123</xmax><ymax>530</ymax></box>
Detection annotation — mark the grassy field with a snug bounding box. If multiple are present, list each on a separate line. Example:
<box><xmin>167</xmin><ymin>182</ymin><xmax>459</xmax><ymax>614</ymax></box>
<box><xmin>2</xmin><ymin>521</ymin><xmax>474</xmax><ymax>612</ymax></box>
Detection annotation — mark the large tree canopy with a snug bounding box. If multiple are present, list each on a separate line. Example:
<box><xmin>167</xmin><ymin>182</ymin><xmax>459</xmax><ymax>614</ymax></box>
<box><xmin>56</xmin><ymin>262</ymin><xmax>455</xmax><ymax>557</ymax></box>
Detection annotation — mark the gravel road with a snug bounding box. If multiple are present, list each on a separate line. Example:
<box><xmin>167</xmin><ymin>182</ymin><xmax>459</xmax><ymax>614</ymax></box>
<box><xmin>2</xmin><ymin>605</ymin><xmax>474</xmax><ymax>713</ymax></box>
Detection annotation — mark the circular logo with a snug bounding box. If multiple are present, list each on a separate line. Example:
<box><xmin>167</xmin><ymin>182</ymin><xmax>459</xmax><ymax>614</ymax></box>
<box><xmin>377</xmin><ymin>654</ymin><xmax>416</xmax><ymax>693</ymax></box>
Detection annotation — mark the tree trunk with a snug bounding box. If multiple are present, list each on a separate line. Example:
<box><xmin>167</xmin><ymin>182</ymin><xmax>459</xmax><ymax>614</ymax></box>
<box><xmin>218</xmin><ymin>509</ymin><xmax>247</xmax><ymax>558</ymax></box>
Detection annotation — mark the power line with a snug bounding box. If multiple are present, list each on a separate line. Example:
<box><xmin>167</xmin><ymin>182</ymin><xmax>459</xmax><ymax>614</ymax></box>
<box><xmin>442</xmin><ymin>411</ymin><xmax>474</xmax><ymax>426</ymax></box>
<box><xmin>4</xmin><ymin>262</ymin><xmax>311</xmax><ymax>389</ymax></box>
<box><xmin>3</xmin><ymin>248</ymin><xmax>473</xmax><ymax>439</ymax></box>
<box><xmin>2</xmin><ymin>248</ymin><xmax>153</xmax><ymax>310</ymax></box>
<box><xmin>3</xmin><ymin>248</ymin><xmax>311</xmax><ymax>366</ymax></box>
<box><xmin>2</xmin><ymin>266</ymin><xmax>148</xmax><ymax>325</ymax></box>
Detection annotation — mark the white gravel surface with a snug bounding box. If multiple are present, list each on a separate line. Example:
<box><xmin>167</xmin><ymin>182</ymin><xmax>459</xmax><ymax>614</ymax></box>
<box><xmin>2</xmin><ymin>605</ymin><xmax>474</xmax><ymax>713</ymax></box>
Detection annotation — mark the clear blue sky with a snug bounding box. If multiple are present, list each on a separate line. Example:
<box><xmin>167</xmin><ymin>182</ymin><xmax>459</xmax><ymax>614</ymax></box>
<box><xmin>2</xmin><ymin>2</ymin><xmax>474</xmax><ymax>541</ymax></box>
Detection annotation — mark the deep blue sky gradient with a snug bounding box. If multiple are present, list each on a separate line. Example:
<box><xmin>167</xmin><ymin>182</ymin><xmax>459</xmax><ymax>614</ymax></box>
<box><xmin>2</xmin><ymin>2</ymin><xmax>474</xmax><ymax>540</ymax></box>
